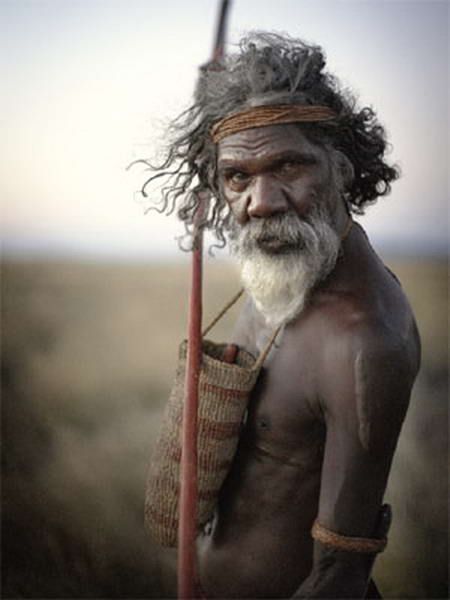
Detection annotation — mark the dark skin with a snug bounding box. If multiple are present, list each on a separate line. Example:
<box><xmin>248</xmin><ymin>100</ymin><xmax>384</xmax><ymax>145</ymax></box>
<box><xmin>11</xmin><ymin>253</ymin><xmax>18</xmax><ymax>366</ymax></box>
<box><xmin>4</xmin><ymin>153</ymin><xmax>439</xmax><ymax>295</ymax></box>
<box><xmin>196</xmin><ymin>125</ymin><xmax>421</xmax><ymax>598</ymax></box>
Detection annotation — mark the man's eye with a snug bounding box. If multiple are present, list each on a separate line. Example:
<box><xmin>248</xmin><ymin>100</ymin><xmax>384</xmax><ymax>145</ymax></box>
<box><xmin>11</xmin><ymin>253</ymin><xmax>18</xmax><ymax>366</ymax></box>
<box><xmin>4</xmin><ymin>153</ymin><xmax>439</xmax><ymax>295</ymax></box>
<box><xmin>277</xmin><ymin>161</ymin><xmax>301</xmax><ymax>175</ymax></box>
<box><xmin>229</xmin><ymin>171</ymin><xmax>248</xmax><ymax>183</ymax></box>
<box><xmin>225</xmin><ymin>171</ymin><xmax>250</xmax><ymax>188</ymax></box>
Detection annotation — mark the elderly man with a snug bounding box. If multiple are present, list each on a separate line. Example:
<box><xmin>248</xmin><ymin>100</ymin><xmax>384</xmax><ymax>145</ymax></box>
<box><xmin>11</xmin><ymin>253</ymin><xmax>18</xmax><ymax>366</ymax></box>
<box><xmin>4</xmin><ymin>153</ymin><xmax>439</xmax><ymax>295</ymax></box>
<box><xmin>144</xmin><ymin>33</ymin><xmax>420</xmax><ymax>599</ymax></box>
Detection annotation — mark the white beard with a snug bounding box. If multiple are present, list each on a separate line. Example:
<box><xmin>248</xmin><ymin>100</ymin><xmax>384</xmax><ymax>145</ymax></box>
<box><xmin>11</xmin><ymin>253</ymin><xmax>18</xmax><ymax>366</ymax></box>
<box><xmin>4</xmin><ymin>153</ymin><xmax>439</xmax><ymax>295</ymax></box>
<box><xmin>239</xmin><ymin>252</ymin><xmax>311</xmax><ymax>327</ymax></box>
<box><xmin>231</xmin><ymin>208</ymin><xmax>341</xmax><ymax>327</ymax></box>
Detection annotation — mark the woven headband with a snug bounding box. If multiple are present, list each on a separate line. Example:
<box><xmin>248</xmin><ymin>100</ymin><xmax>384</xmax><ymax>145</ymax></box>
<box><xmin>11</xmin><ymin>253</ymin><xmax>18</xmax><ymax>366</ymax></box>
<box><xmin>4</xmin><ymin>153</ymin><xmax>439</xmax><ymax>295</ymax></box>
<box><xmin>210</xmin><ymin>104</ymin><xmax>336</xmax><ymax>143</ymax></box>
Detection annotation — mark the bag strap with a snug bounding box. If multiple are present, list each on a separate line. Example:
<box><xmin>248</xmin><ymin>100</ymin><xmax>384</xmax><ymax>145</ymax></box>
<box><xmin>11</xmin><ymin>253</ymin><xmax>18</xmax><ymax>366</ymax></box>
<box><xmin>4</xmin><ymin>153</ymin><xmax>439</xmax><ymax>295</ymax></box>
<box><xmin>202</xmin><ymin>288</ymin><xmax>245</xmax><ymax>337</ymax></box>
<box><xmin>252</xmin><ymin>325</ymin><xmax>282</xmax><ymax>371</ymax></box>
<box><xmin>202</xmin><ymin>288</ymin><xmax>282</xmax><ymax>370</ymax></box>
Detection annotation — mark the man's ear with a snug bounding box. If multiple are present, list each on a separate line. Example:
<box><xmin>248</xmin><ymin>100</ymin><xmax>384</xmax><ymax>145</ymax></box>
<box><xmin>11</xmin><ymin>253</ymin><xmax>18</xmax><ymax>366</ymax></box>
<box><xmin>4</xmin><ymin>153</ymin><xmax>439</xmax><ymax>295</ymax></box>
<box><xmin>333</xmin><ymin>150</ymin><xmax>354</xmax><ymax>189</ymax></box>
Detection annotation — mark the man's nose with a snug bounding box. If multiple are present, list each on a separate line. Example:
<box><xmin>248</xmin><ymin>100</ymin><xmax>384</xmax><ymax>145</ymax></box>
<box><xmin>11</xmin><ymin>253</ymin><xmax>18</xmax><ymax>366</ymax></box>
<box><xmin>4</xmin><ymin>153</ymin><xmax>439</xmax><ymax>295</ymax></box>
<box><xmin>247</xmin><ymin>174</ymin><xmax>289</xmax><ymax>219</ymax></box>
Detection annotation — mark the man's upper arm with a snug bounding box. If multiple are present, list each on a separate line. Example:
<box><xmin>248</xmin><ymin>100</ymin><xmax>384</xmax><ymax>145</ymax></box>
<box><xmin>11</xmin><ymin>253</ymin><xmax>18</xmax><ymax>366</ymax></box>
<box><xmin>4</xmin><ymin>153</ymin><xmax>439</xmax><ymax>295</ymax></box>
<box><xmin>293</xmin><ymin>328</ymin><xmax>416</xmax><ymax>598</ymax></box>
<box><xmin>317</xmin><ymin>328</ymin><xmax>414</xmax><ymax>537</ymax></box>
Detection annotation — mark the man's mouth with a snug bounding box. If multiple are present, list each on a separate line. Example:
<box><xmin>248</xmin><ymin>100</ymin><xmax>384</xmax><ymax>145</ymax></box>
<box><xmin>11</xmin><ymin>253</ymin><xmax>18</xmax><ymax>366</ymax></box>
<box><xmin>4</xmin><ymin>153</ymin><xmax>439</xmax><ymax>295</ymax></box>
<box><xmin>256</xmin><ymin>236</ymin><xmax>303</xmax><ymax>254</ymax></box>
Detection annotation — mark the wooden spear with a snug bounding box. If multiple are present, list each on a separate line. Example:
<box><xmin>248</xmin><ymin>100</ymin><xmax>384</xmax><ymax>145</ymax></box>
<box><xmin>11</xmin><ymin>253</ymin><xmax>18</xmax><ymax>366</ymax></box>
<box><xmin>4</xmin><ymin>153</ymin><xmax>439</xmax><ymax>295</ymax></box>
<box><xmin>177</xmin><ymin>2</ymin><xmax>231</xmax><ymax>599</ymax></box>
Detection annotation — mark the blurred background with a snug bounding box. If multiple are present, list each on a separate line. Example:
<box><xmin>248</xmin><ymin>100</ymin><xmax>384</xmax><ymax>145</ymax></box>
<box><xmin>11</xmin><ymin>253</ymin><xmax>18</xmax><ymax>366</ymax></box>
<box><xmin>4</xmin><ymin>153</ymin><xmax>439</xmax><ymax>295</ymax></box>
<box><xmin>1</xmin><ymin>0</ymin><xmax>448</xmax><ymax>598</ymax></box>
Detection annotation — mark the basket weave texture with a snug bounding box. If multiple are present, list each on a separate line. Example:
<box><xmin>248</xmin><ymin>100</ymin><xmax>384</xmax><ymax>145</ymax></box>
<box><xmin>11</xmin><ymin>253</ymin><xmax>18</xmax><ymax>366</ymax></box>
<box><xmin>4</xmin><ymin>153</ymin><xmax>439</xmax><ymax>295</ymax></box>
<box><xmin>145</xmin><ymin>338</ymin><xmax>260</xmax><ymax>547</ymax></box>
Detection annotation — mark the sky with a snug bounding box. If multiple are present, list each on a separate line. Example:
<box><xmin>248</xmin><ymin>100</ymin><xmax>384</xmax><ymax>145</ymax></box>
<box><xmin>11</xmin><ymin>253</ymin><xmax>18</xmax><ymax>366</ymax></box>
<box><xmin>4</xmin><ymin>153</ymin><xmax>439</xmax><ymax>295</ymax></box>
<box><xmin>1</xmin><ymin>0</ymin><xmax>448</xmax><ymax>259</ymax></box>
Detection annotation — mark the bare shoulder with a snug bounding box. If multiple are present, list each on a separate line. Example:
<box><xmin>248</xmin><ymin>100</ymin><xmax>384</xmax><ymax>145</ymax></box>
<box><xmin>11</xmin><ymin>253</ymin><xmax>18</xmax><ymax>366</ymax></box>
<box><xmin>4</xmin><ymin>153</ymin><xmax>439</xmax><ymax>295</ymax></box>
<box><xmin>305</xmin><ymin>246</ymin><xmax>421</xmax><ymax>450</ymax></box>
<box><xmin>313</xmin><ymin>226</ymin><xmax>420</xmax><ymax>381</ymax></box>
<box><xmin>318</xmin><ymin>282</ymin><xmax>420</xmax><ymax>376</ymax></box>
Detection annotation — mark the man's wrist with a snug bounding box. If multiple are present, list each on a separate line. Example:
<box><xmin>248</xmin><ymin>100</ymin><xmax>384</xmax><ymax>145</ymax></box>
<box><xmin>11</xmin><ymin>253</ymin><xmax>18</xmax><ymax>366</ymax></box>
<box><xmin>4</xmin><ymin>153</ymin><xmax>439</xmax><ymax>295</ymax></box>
<box><xmin>292</xmin><ymin>546</ymin><xmax>374</xmax><ymax>599</ymax></box>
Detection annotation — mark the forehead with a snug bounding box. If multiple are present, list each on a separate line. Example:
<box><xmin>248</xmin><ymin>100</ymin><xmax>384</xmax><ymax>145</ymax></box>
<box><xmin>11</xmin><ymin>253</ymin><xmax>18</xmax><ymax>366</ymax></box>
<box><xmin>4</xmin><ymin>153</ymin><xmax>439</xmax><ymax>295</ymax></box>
<box><xmin>217</xmin><ymin>123</ymin><xmax>325</xmax><ymax>165</ymax></box>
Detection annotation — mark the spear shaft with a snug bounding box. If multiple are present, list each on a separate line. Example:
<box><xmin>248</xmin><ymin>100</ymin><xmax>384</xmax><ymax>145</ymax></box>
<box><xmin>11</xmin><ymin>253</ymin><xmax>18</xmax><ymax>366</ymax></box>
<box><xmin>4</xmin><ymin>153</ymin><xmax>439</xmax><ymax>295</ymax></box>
<box><xmin>177</xmin><ymin>3</ymin><xmax>231</xmax><ymax>598</ymax></box>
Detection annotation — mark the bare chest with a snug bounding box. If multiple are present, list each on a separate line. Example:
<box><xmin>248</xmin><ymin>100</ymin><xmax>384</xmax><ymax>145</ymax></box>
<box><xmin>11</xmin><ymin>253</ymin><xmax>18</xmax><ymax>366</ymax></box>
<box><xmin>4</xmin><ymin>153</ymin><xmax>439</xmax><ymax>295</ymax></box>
<box><xmin>242</xmin><ymin>332</ymin><xmax>326</xmax><ymax>469</ymax></box>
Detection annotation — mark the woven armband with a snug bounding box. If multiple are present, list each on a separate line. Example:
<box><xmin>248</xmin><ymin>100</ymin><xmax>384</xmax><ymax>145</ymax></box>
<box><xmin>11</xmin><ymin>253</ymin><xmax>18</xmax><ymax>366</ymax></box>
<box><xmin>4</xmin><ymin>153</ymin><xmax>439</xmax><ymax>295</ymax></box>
<box><xmin>311</xmin><ymin>520</ymin><xmax>388</xmax><ymax>554</ymax></box>
<box><xmin>144</xmin><ymin>339</ymin><xmax>260</xmax><ymax>547</ymax></box>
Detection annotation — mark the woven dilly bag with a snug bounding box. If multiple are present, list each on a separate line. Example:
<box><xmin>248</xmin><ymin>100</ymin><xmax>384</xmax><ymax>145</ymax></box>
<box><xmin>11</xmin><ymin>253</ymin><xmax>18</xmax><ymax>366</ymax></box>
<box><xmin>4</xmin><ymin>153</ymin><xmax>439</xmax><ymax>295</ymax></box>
<box><xmin>144</xmin><ymin>290</ymin><xmax>280</xmax><ymax>546</ymax></box>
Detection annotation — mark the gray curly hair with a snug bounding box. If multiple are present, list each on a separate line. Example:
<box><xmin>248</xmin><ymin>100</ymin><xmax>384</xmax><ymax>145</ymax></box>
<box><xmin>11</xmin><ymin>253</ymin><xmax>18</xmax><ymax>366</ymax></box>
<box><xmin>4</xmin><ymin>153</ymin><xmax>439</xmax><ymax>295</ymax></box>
<box><xmin>136</xmin><ymin>32</ymin><xmax>398</xmax><ymax>250</ymax></box>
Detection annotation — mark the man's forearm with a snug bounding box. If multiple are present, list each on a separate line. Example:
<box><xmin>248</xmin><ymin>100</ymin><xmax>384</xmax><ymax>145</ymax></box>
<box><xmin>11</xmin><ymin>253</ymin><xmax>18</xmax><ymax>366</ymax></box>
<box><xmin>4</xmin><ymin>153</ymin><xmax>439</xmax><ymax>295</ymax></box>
<box><xmin>293</xmin><ymin>546</ymin><xmax>374</xmax><ymax>599</ymax></box>
<box><xmin>294</xmin><ymin>507</ymin><xmax>391</xmax><ymax>599</ymax></box>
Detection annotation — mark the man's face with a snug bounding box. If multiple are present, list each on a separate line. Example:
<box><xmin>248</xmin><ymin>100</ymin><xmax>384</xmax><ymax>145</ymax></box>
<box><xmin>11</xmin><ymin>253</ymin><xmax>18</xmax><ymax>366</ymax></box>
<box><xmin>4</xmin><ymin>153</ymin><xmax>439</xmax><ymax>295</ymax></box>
<box><xmin>216</xmin><ymin>124</ymin><xmax>343</xmax><ymax>327</ymax></box>
<box><xmin>217</xmin><ymin>124</ymin><xmax>340</xmax><ymax>245</ymax></box>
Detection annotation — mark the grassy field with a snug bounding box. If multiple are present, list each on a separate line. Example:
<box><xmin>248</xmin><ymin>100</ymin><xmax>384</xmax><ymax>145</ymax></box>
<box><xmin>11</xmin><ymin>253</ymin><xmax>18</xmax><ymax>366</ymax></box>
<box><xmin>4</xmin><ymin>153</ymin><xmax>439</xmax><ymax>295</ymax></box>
<box><xmin>1</xmin><ymin>256</ymin><xmax>448</xmax><ymax>598</ymax></box>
